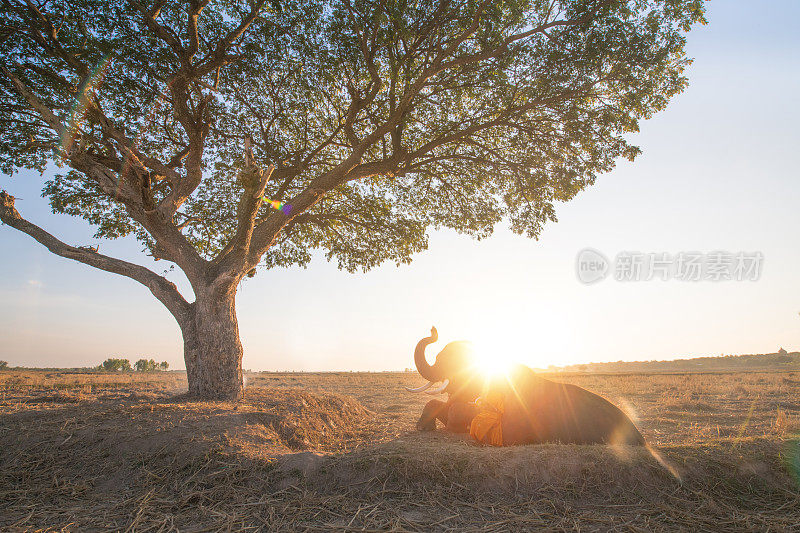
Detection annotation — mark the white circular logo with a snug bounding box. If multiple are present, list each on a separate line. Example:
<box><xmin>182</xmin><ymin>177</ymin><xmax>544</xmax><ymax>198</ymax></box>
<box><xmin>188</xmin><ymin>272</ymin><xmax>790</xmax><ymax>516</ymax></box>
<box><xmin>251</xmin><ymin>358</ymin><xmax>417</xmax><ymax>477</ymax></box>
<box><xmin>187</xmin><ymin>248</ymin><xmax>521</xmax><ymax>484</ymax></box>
<box><xmin>576</xmin><ymin>248</ymin><xmax>609</xmax><ymax>284</ymax></box>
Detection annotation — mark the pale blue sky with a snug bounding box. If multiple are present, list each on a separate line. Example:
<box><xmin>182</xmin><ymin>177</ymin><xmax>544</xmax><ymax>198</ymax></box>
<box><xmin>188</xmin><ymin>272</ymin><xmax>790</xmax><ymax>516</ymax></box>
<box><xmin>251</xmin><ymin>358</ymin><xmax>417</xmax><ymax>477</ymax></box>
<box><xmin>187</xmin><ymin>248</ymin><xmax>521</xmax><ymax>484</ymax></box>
<box><xmin>1</xmin><ymin>1</ymin><xmax>798</xmax><ymax>371</ymax></box>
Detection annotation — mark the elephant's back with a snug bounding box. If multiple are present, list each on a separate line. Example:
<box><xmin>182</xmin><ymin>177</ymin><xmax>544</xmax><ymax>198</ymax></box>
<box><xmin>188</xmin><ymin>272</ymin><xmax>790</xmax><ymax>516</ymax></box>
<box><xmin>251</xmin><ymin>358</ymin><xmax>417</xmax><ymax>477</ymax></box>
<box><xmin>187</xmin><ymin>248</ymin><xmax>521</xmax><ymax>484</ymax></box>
<box><xmin>500</xmin><ymin>375</ymin><xmax>645</xmax><ymax>446</ymax></box>
<box><xmin>554</xmin><ymin>383</ymin><xmax>645</xmax><ymax>445</ymax></box>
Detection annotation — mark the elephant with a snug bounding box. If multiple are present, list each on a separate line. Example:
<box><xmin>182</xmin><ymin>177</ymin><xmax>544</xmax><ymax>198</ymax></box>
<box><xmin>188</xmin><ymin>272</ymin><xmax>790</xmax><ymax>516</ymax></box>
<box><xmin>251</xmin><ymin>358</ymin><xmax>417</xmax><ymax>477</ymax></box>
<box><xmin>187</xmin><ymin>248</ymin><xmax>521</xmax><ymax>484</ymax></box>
<box><xmin>406</xmin><ymin>327</ymin><xmax>645</xmax><ymax>446</ymax></box>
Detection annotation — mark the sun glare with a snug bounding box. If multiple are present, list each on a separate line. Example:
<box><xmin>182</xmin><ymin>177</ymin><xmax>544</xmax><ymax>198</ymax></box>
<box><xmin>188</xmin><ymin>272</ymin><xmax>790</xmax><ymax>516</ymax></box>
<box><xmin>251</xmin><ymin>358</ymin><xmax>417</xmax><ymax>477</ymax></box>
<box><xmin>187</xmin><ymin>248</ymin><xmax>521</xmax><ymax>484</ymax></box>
<box><xmin>473</xmin><ymin>346</ymin><xmax>515</xmax><ymax>378</ymax></box>
<box><xmin>466</xmin><ymin>311</ymin><xmax>577</xmax><ymax>371</ymax></box>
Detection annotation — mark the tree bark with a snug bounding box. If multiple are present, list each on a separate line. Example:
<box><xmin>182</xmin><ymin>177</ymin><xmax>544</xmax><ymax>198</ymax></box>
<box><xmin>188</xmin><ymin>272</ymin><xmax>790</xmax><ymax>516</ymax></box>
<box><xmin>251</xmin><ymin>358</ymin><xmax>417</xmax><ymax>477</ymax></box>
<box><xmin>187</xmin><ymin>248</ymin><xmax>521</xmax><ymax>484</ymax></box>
<box><xmin>183</xmin><ymin>285</ymin><xmax>244</xmax><ymax>400</ymax></box>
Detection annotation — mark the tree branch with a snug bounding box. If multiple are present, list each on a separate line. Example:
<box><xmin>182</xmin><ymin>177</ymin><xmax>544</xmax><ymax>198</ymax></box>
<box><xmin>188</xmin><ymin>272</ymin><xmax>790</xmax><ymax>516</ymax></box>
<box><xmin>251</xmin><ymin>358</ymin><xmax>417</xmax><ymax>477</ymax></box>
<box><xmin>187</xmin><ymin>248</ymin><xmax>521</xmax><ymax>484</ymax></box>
<box><xmin>0</xmin><ymin>65</ymin><xmax>64</xmax><ymax>133</ymax></box>
<box><xmin>214</xmin><ymin>159</ymin><xmax>275</xmax><ymax>274</ymax></box>
<box><xmin>186</xmin><ymin>0</ymin><xmax>212</xmax><ymax>60</ymax></box>
<box><xmin>131</xmin><ymin>0</ymin><xmax>186</xmax><ymax>60</ymax></box>
<box><xmin>0</xmin><ymin>191</ymin><xmax>192</xmax><ymax>325</ymax></box>
<box><xmin>196</xmin><ymin>0</ymin><xmax>268</xmax><ymax>76</ymax></box>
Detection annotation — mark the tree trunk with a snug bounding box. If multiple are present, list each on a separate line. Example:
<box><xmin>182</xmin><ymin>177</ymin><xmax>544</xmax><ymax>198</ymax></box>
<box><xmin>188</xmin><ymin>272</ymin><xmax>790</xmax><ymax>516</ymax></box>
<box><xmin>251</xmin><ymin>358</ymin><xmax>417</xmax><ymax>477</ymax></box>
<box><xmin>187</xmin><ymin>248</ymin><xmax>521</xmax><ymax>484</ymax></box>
<box><xmin>183</xmin><ymin>285</ymin><xmax>244</xmax><ymax>400</ymax></box>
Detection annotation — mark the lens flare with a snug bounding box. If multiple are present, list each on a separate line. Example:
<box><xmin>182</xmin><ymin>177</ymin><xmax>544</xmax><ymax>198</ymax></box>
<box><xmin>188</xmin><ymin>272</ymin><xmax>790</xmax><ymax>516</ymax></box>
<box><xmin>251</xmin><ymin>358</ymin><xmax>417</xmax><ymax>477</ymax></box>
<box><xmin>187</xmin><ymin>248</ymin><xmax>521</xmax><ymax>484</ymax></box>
<box><xmin>260</xmin><ymin>196</ymin><xmax>292</xmax><ymax>215</ymax></box>
<box><xmin>784</xmin><ymin>439</ymin><xmax>800</xmax><ymax>484</ymax></box>
<box><xmin>647</xmin><ymin>444</ymin><xmax>682</xmax><ymax>483</ymax></box>
<box><xmin>60</xmin><ymin>55</ymin><xmax>113</xmax><ymax>158</ymax></box>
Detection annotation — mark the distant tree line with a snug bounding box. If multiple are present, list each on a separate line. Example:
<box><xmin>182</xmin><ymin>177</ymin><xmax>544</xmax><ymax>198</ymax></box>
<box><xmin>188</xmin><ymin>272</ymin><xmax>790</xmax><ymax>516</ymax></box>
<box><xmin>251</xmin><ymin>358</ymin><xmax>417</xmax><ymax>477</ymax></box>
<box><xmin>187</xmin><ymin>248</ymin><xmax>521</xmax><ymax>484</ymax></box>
<box><xmin>134</xmin><ymin>359</ymin><xmax>169</xmax><ymax>372</ymax></box>
<box><xmin>0</xmin><ymin>359</ymin><xmax>170</xmax><ymax>371</ymax></box>
<box><xmin>562</xmin><ymin>350</ymin><xmax>800</xmax><ymax>373</ymax></box>
<box><xmin>97</xmin><ymin>358</ymin><xmax>169</xmax><ymax>372</ymax></box>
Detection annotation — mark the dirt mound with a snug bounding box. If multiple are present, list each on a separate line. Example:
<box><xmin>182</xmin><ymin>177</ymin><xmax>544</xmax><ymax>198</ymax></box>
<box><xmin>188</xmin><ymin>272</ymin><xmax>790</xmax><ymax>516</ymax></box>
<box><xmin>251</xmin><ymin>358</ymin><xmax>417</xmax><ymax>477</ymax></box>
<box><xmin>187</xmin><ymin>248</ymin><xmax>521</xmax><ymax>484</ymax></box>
<box><xmin>242</xmin><ymin>387</ymin><xmax>379</xmax><ymax>451</ymax></box>
<box><xmin>0</xmin><ymin>386</ymin><xmax>388</xmax><ymax>488</ymax></box>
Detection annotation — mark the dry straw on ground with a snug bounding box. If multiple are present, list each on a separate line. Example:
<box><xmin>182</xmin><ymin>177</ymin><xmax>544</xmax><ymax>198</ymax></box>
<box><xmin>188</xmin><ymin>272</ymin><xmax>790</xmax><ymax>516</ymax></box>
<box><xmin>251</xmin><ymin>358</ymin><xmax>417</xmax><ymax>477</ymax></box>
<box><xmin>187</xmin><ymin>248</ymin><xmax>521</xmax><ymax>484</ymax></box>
<box><xmin>1</xmin><ymin>370</ymin><xmax>799</xmax><ymax>531</ymax></box>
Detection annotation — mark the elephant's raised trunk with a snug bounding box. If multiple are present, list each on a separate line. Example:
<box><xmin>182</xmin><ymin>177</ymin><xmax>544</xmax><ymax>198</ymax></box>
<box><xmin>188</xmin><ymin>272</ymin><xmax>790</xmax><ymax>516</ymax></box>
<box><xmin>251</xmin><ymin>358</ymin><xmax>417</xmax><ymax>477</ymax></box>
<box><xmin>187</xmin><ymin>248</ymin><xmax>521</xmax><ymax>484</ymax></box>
<box><xmin>414</xmin><ymin>326</ymin><xmax>441</xmax><ymax>382</ymax></box>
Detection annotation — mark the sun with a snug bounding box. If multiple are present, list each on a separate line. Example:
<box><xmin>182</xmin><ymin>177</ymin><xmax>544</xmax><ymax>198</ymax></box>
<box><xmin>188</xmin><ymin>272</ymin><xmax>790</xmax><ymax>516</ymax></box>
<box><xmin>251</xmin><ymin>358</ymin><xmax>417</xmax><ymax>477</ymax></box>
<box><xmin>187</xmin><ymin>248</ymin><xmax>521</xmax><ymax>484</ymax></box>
<box><xmin>473</xmin><ymin>346</ymin><xmax>515</xmax><ymax>378</ymax></box>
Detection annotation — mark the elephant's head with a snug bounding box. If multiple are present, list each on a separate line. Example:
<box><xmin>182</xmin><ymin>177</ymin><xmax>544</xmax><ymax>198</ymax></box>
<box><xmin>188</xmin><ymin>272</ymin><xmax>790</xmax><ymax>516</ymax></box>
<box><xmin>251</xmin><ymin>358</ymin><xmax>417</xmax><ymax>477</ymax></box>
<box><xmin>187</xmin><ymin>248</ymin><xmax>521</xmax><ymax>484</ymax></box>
<box><xmin>406</xmin><ymin>326</ymin><xmax>484</xmax><ymax>403</ymax></box>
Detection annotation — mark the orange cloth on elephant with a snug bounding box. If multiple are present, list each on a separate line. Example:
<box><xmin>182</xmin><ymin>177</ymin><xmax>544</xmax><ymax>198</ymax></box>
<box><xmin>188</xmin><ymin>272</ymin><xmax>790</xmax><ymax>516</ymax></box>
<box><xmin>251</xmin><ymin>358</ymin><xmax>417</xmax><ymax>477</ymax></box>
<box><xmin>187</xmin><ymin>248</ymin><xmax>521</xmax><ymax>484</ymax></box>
<box><xmin>470</xmin><ymin>391</ymin><xmax>504</xmax><ymax>446</ymax></box>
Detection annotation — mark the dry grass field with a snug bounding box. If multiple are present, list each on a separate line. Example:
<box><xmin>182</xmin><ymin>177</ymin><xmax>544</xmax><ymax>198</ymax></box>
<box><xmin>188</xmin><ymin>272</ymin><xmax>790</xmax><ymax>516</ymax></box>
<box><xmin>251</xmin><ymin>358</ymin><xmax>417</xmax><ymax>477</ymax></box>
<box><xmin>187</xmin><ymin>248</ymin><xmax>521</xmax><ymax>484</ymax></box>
<box><xmin>1</xmin><ymin>369</ymin><xmax>799</xmax><ymax>531</ymax></box>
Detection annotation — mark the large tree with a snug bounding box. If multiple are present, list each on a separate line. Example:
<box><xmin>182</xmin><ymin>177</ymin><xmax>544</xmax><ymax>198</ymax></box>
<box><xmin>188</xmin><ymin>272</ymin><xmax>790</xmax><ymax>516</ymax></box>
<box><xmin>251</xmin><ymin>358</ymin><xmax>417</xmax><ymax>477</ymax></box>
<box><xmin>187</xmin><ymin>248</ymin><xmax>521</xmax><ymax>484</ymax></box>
<box><xmin>0</xmin><ymin>0</ymin><xmax>705</xmax><ymax>398</ymax></box>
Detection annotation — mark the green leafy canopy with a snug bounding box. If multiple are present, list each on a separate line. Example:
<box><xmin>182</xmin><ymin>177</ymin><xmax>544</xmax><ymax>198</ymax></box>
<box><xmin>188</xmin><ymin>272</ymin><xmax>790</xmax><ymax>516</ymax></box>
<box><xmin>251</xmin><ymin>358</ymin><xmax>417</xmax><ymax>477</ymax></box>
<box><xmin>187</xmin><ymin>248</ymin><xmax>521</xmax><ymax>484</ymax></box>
<box><xmin>0</xmin><ymin>0</ymin><xmax>706</xmax><ymax>274</ymax></box>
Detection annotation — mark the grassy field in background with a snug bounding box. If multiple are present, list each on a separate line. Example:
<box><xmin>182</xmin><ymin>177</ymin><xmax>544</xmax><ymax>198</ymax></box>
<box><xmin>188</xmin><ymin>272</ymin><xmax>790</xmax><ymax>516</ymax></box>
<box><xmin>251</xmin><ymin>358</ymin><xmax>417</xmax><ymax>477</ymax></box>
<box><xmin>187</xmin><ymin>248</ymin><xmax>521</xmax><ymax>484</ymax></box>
<box><xmin>1</xmin><ymin>369</ymin><xmax>799</xmax><ymax>530</ymax></box>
